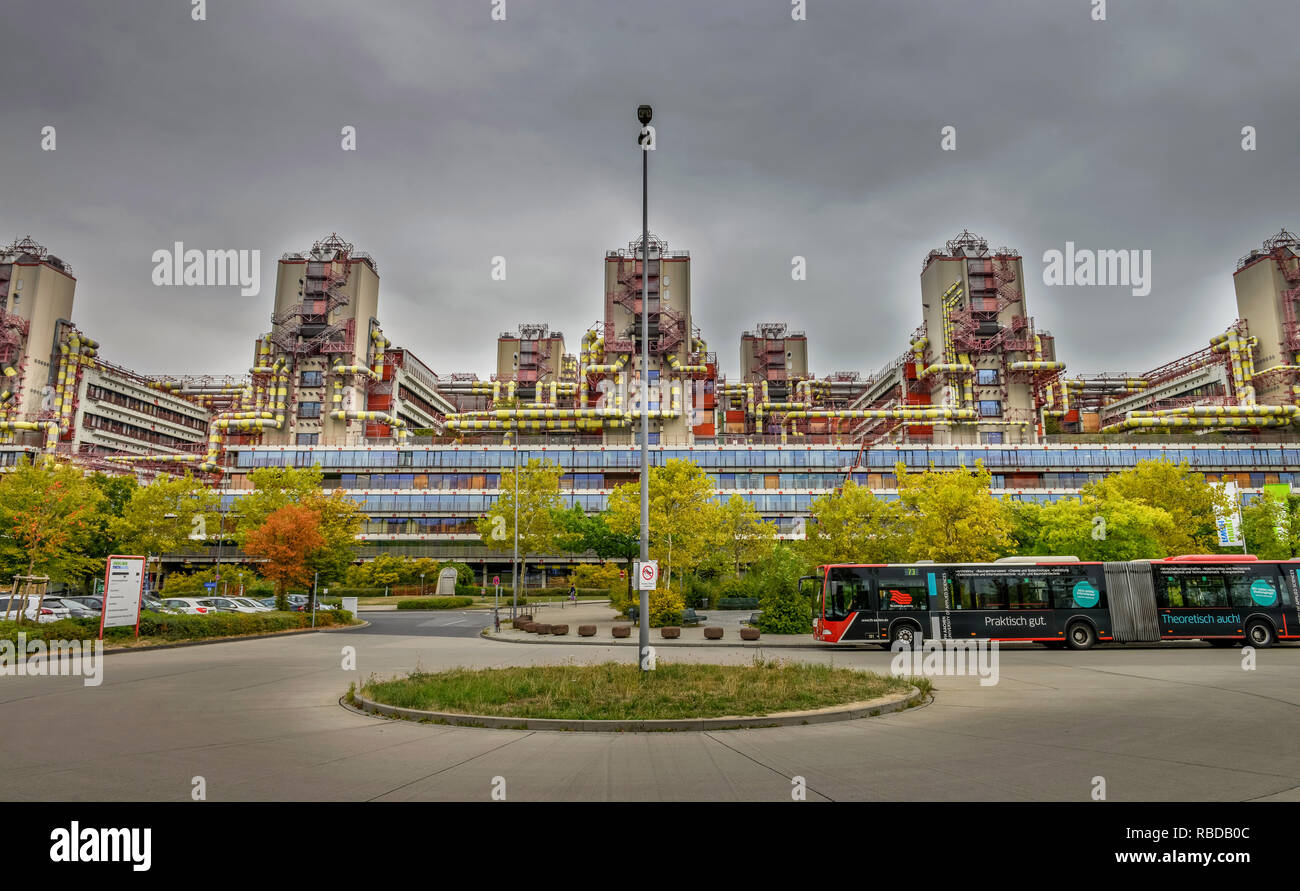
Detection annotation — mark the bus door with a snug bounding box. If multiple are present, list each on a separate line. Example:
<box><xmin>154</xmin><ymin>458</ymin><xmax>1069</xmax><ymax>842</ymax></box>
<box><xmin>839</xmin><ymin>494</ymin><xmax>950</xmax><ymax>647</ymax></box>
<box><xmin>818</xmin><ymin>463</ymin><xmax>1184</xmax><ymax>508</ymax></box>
<box><xmin>874</xmin><ymin>567</ymin><xmax>932</xmax><ymax>644</ymax></box>
<box><xmin>820</xmin><ymin>567</ymin><xmax>874</xmax><ymax>642</ymax></box>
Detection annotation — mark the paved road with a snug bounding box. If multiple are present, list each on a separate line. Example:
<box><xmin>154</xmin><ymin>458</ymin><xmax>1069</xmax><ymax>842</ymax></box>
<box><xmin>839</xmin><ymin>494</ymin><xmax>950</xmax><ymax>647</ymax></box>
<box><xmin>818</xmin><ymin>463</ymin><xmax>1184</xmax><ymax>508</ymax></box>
<box><xmin>4</xmin><ymin>610</ymin><xmax>1299</xmax><ymax>801</ymax></box>
<box><xmin>353</xmin><ymin>609</ymin><xmax>490</xmax><ymax>638</ymax></box>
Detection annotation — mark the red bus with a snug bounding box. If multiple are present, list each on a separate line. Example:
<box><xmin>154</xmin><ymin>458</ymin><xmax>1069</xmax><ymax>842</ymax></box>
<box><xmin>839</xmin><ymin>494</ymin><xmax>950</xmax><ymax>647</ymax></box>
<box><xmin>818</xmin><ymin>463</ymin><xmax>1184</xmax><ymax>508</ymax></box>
<box><xmin>799</xmin><ymin>555</ymin><xmax>1300</xmax><ymax>649</ymax></box>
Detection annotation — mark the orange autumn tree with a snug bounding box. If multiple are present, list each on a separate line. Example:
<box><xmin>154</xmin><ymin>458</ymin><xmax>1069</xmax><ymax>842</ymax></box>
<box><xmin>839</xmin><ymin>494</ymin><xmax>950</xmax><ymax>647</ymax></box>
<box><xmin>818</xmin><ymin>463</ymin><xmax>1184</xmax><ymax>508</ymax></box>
<box><xmin>242</xmin><ymin>504</ymin><xmax>324</xmax><ymax>610</ymax></box>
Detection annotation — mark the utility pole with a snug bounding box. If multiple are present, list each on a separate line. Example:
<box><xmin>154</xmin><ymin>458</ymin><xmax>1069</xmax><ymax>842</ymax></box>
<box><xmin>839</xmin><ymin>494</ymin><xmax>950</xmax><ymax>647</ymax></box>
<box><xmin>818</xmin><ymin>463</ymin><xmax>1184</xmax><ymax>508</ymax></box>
<box><xmin>637</xmin><ymin>103</ymin><xmax>653</xmax><ymax>669</ymax></box>
<box><xmin>513</xmin><ymin>444</ymin><xmax>520</xmax><ymax>619</ymax></box>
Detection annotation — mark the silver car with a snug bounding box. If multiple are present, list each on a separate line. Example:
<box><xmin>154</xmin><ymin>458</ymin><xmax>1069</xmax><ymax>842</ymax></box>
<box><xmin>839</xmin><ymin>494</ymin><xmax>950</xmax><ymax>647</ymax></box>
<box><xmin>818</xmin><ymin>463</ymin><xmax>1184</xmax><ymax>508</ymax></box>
<box><xmin>0</xmin><ymin>596</ymin><xmax>73</xmax><ymax>624</ymax></box>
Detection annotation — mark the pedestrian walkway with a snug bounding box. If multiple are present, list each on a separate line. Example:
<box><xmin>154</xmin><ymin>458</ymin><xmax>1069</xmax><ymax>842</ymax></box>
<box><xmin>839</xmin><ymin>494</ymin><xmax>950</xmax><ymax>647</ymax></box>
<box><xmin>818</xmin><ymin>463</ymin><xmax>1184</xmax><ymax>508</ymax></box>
<box><xmin>483</xmin><ymin>605</ymin><xmax>820</xmax><ymax>648</ymax></box>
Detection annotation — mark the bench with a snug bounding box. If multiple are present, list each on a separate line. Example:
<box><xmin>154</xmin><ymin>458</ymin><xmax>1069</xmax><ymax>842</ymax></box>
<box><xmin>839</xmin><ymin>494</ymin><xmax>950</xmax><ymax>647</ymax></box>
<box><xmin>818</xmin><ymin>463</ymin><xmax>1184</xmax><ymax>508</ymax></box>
<box><xmin>681</xmin><ymin>608</ymin><xmax>707</xmax><ymax>627</ymax></box>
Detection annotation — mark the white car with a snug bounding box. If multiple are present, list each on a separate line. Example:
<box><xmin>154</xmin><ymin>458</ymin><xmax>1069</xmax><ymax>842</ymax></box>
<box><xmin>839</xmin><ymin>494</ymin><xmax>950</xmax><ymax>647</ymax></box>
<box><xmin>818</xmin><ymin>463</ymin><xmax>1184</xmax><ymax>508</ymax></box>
<box><xmin>196</xmin><ymin>596</ymin><xmax>267</xmax><ymax>614</ymax></box>
<box><xmin>161</xmin><ymin>597</ymin><xmax>225</xmax><ymax>615</ymax></box>
<box><xmin>0</xmin><ymin>596</ymin><xmax>73</xmax><ymax>624</ymax></box>
<box><xmin>228</xmin><ymin>597</ymin><xmax>273</xmax><ymax>612</ymax></box>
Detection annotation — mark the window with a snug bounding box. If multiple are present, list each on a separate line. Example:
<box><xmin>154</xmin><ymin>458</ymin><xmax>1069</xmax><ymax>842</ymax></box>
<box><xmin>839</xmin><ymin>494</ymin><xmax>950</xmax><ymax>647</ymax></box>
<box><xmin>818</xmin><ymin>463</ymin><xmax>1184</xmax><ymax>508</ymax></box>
<box><xmin>981</xmin><ymin>433</ymin><xmax>1004</xmax><ymax>445</ymax></box>
<box><xmin>824</xmin><ymin>568</ymin><xmax>871</xmax><ymax>621</ymax></box>
<box><xmin>978</xmin><ymin>401</ymin><xmax>1002</xmax><ymax>417</ymax></box>
<box><xmin>877</xmin><ymin>574</ymin><xmax>927</xmax><ymax>611</ymax></box>
<box><xmin>1008</xmin><ymin>575</ymin><xmax>1052</xmax><ymax>609</ymax></box>
<box><xmin>301</xmin><ymin>371</ymin><xmax>323</xmax><ymax>388</ymax></box>
<box><xmin>299</xmin><ymin>402</ymin><xmax>322</xmax><ymax>419</ymax></box>
<box><xmin>296</xmin><ymin>433</ymin><xmax>319</xmax><ymax>445</ymax></box>
<box><xmin>1157</xmin><ymin>572</ymin><xmax>1227</xmax><ymax>608</ymax></box>
<box><xmin>976</xmin><ymin>369</ymin><xmax>999</xmax><ymax>386</ymax></box>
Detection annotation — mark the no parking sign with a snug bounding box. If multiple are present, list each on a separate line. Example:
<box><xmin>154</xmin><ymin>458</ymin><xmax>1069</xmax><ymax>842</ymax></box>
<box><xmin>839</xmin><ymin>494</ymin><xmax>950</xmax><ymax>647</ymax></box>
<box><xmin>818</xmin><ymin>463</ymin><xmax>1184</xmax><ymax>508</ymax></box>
<box><xmin>636</xmin><ymin>560</ymin><xmax>658</xmax><ymax>591</ymax></box>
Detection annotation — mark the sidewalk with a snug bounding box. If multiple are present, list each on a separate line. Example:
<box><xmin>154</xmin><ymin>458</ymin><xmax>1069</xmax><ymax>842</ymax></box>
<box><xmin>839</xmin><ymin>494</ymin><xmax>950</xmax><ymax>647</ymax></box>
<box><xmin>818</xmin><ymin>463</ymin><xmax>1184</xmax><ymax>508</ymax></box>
<box><xmin>483</xmin><ymin>605</ymin><xmax>820</xmax><ymax>649</ymax></box>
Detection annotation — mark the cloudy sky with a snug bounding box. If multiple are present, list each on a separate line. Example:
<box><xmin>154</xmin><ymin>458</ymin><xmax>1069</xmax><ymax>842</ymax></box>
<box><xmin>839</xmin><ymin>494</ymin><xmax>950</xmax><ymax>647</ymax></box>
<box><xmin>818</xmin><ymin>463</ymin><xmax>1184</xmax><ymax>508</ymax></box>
<box><xmin>2</xmin><ymin>0</ymin><xmax>1297</xmax><ymax>382</ymax></box>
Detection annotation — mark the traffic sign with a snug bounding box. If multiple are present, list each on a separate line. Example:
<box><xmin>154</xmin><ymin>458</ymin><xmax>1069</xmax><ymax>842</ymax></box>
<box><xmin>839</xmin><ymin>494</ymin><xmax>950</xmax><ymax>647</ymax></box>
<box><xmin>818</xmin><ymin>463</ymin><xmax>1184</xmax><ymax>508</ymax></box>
<box><xmin>492</xmin><ymin>576</ymin><xmax>500</xmax><ymax>586</ymax></box>
<box><xmin>203</xmin><ymin>582</ymin><xmax>217</xmax><ymax>589</ymax></box>
<box><xmin>636</xmin><ymin>560</ymin><xmax>659</xmax><ymax>591</ymax></box>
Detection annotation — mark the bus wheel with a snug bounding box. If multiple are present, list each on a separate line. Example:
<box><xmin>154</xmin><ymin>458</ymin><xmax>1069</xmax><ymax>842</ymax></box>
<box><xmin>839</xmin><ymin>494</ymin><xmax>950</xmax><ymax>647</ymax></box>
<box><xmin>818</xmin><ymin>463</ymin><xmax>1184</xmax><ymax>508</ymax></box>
<box><xmin>1065</xmin><ymin>622</ymin><xmax>1096</xmax><ymax>651</ymax></box>
<box><xmin>890</xmin><ymin>624</ymin><xmax>920</xmax><ymax>647</ymax></box>
<box><xmin>1246</xmin><ymin>621</ymin><xmax>1275</xmax><ymax>649</ymax></box>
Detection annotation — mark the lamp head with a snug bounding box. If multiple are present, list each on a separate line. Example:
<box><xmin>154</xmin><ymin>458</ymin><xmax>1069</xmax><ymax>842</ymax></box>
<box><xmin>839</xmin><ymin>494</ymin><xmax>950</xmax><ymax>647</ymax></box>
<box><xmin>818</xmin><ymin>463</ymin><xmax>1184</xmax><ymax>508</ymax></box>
<box><xmin>637</xmin><ymin>105</ymin><xmax>653</xmax><ymax>126</ymax></box>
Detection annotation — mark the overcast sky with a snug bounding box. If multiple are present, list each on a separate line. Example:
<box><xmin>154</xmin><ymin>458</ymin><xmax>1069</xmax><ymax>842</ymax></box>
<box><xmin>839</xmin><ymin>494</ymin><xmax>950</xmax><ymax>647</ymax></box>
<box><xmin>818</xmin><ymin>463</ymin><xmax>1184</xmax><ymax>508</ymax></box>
<box><xmin>2</xmin><ymin>0</ymin><xmax>1297</xmax><ymax>382</ymax></box>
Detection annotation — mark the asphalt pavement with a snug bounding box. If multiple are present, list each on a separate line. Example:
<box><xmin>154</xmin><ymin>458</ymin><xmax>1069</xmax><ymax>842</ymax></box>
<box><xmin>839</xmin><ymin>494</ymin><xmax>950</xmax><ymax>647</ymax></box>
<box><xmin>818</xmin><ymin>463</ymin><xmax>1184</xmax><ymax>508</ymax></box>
<box><xmin>3</xmin><ymin>609</ymin><xmax>1298</xmax><ymax>801</ymax></box>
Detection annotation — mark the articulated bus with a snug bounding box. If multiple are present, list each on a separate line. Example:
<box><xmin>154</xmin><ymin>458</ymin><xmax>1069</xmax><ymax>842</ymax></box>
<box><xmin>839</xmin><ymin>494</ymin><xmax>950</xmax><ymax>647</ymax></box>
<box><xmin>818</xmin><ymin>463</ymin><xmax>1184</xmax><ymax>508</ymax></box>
<box><xmin>800</xmin><ymin>555</ymin><xmax>1300</xmax><ymax>650</ymax></box>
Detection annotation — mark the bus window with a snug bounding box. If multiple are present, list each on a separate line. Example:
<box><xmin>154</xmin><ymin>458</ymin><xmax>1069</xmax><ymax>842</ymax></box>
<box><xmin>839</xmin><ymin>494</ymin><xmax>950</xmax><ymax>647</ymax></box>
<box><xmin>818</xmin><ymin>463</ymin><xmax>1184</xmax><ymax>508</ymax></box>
<box><xmin>1008</xmin><ymin>576</ymin><xmax>1051</xmax><ymax>610</ymax></box>
<box><xmin>1156</xmin><ymin>573</ymin><xmax>1184</xmax><ymax>608</ymax></box>
<box><xmin>825</xmin><ymin>568</ymin><xmax>870</xmax><ymax>621</ymax></box>
<box><xmin>1055</xmin><ymin>569</ymin><xmax>1105</xmax><ymax>609</ymax></box>
<box><xmin>947</xmin><ymin>577</ymin><xmax>974</xmax><ymax>610</ymax></box>
<box><xmin>878</xmin><ymin>575</ymin><xmax>927</xmax><ymax>611</ymax></box>
<box><xmin>1227</xmin><ymin>567</ymin><xmax>1281</xmax><ymax>609</ymax></box>
<box><xmin>971</xmin><ymin>576</ymin><xmax>1009</xmax><ymax>610</ymax></box>
<box><xmin>1165</xmin><ymin>573</ymin><xmax>1228</xmax><ymax>608</ymax></box>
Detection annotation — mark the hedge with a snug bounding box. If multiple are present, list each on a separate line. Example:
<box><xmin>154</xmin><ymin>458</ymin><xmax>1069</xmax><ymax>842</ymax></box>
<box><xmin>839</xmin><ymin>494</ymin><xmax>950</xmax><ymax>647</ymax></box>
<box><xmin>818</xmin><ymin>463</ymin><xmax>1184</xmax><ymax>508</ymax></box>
<box><xmin>395</xmin><ymin>597</ymin><xmax>475</xmax><ymax>610</ymax></box>
<box><xmin>0</xmin><ymin>609</ymin><xmax>355</xmax><ymax>644</ymax></box>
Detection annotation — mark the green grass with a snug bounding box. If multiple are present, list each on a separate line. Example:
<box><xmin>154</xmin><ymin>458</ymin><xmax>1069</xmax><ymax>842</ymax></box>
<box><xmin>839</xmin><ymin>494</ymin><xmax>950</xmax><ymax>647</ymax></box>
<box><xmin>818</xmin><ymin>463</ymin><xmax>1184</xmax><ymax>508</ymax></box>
<box><xmin>362</xmin><ymin>660</ymin><xmax>922</xmax><ymax>720</ymax></box>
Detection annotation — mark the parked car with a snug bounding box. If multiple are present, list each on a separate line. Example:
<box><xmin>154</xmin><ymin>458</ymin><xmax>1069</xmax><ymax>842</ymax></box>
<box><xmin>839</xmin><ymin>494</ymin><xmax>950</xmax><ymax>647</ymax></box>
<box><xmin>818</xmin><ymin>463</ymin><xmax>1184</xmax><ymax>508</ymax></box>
<box><xmin>46</xmin><ymin>597</ymin><xmax>99</xmax><ymax>619</ymax></box>
<box><xmin>63</xmin><ymin>596</ymin><xmax>104</xmax><ymax>612</ymax></box>
<box><xmin>0</xmin><ymin>596</ymin><xmax>72</xmax><ymax>624</ymax></box>
<box><xmin>230</xmin><ymin>597</ymin><xmax>273</xmax><ymax>612</ymax></box>
<box><xmin>161</xmin><ymin>597</ymin><xmax>223</xmax><ymax>615</ymax></box>
<box><xmin>193</xmin><ymin>597</ymin><xmax>259</xmax><ymax>613</ymax></box>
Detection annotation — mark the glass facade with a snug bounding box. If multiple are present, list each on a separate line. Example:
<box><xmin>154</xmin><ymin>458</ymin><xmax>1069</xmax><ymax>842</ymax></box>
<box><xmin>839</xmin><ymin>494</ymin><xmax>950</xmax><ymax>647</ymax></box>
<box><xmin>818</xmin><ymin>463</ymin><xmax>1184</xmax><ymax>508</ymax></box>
<box><xmin>219</xmin><ymin>444</ymin><xmax>1300</xmax><ymax>558</ymax></box>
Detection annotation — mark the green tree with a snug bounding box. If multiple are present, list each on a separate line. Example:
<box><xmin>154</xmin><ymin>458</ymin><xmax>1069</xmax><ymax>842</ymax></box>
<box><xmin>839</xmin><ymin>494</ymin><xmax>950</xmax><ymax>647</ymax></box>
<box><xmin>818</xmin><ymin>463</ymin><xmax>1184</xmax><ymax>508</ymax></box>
<box><xmin>111</xmin><ymin>472</ymin><xmax>218</xmax><ymax>571</ymax></box>
<box><xmin>0</xmin><ymin>459</ymin><xmax>105</xmax><ymax>586</ymax></box>
<box><xmin>1082</xmin><ymin>459</ymin><xmax>1226</xmax><ymax>555</ymax></box>
<box><xmin>1004</xmin><ymin>499</ymin><xmax>1044</xmax><ymax>555</ymax></box>
<box><xmin>476</xmin><ymin>458</ymin><xmax>564</xmax><ymax>597</ymax></box>
<box><xmin>751</xmin><ymin>547</ymin><xmax>814</xmax><ymax>634</ymax></box>
<box><xmin>1030</xmin><ymin>496</ymin><xmax>1177</xmax><ymax>561</ymax></box>
<box><xmin>710</xmin><ymin>495</ymin><xmax>777</xmax><ymax>575</ymax></box>
<box><xmin>800</xmin><ymin>480</ymin><xmax>908</xmax><ymax>567</ymax></box>
<box><xmin>896</xmin><ymin>462</ymin><xmax>1012</xmax><ymax>562</ymax></box>
<box><xmin>554</xmin><ymin>505</ymin><xmax>638</xmax><ymax>604</ymax></box>
<box><xmin>1241</xmin><ymin>495</ymin><xmax>1292</xmax><ymax>560</ymax></box>
<box><xmin>607</xmin><ymin>458</ymin><xmax>717</xmax><ymax>590</ymax></box>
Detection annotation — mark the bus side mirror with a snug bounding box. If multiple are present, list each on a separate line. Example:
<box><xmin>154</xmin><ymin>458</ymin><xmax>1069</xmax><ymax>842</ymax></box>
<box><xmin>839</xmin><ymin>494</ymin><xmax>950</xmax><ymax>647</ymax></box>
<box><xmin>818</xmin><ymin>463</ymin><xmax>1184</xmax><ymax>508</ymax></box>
<box><xmin>798</xmin><ymin>576</ymin><xmax>816</xmax><ymax>599</ymax></box>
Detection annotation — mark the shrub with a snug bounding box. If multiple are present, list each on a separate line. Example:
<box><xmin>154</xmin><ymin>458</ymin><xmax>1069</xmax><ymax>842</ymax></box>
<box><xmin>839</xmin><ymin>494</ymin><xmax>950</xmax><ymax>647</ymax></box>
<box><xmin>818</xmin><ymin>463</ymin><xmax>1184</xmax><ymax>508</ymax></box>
<box><xmin>571</xmin><ymin>564</ymin><xmax>622</xmax><ymax>591</ymax></box>
<box><xmin>648</xmin><ymin>587</ymin><xmax>685</xmax><ymax>628</ymax></box>
<box><xmin>751</xmin><ymin>548</ymin><xmax>813</xmax><ymax>635</ymax></box>
<box><xmin>395</xmin><ymin>597</ymin><xmax>475</xmax><ymax>610</ymax></box>
<box><xmin>608</xmin><ymin>585</ymin><xmax>633</xmax><ymax>614</ymax></box>
<box><xmin>0</xmin><ymin>609</ymin><xmax>354</xmax><ymax>644</ymax></box>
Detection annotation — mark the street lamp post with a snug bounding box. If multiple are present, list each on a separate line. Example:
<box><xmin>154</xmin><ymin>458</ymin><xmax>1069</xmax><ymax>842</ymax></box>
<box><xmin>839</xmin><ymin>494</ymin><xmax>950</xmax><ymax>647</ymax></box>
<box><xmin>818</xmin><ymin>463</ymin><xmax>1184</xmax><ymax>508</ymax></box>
<box><xmin>637</xmin><ymin>103</ymin><xmax>653</xmax><ymax>670</ymax></box>
<box><xmin>513</xmin><ymin>445</ymin><xmax>520</xmax><ymax>619</ymax></box>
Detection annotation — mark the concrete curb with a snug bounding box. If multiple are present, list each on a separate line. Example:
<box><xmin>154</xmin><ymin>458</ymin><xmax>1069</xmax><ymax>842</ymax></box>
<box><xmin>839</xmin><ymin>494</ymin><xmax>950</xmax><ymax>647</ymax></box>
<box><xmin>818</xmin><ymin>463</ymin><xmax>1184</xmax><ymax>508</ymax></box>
<box><xmin>482</xmin><ymin>629</ymin><xmax>826</xmax><ymax>651</ymax></box>
<box><xmin>97</xmin><ymin>620</ymin><xmax>369</xmax><ymax>657</ymax></box>
<box><xmin>346</xmin><ymin>685</ymin><xmax>923</xmax><ymax>732</ymax></box>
